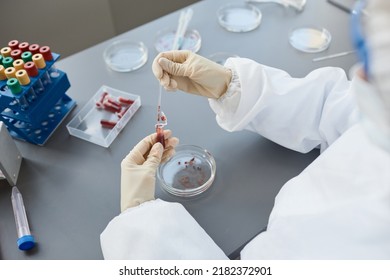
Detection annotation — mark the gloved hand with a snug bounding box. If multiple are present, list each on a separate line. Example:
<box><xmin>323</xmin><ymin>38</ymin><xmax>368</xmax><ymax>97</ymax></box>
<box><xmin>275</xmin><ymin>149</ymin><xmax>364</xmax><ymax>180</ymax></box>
<box><xmin>152</xmin><ymin>50</ymin><xmax>232</xmax><ymax>99</ymax></box>
<box><xmin>120</xmin><ymin>130</ymin><xmax>179</xmax><ymax>212</ymax></box>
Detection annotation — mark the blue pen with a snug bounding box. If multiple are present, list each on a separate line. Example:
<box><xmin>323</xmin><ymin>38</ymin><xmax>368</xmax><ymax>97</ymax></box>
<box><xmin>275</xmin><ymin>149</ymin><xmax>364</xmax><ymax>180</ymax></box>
<box><xmin>11</xmin><ymin>186</ymin><xmax>36</xmax><ymax>250</ymax></box>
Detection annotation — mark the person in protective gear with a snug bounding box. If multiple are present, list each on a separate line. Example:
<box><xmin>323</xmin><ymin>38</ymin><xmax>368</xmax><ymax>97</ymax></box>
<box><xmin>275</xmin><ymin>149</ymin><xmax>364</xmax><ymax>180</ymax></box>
<box><xmin>101</xmin><ymin>0</ymin><xmax>390</xmax><ymax>259</ymax></box>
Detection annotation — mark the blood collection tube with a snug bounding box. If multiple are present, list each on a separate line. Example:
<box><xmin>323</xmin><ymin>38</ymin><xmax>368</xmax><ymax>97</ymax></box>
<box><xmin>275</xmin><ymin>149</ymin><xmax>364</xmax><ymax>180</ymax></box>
<box><xmin>13</xmin><ymin>59</ymin><xmax>24</xmax><ymax>71</ymax></box>
<box><xmin>40</xmin><ymin>46</ymin><xmax>59</xmax><ymax>78</ymax></box>
<box><xmin>8</xmin><ymin>40</ymin><xmax>19</xmax><ymax>50</ymax></box>
<box><xmin>1</xmin><ymin>47</ymin><xmax>12</xmax><ymax>57</ymax></box>
<box><xmin>5</xmin><ymin>67</ymin><xmax>17</xmax><ymax>79</ymax></box>
<box><xmin>29</xmin><ymin>44</ymin><xmax>40</xmax><ymax>54</ymax></box>
<box><xmin>10</xmin><ymin>49</ymin><xmax>22</xmax><ymax>60</ymax></box>
<box><xmin>24</xmin><ymin>61</ymin><xmax>45</xmax><ymax>94</ymax></box>
<box><xmin>0</xmin><ymin>65</ymin><xmax>7</xmax><ymax>81</ymax></box>
<box><xmin>11</xmin><ymin>186</ymin><xmax>36</xmax><ymax>251</ymax></box>
<box><xmin>7</xmin><ymin>78</ymin><xmax>29</xmax><ymax>110</ymax></box>
<box><xmin>18</xmin><ymin>42</ymin><xmax>30</xmax><ymax>52</ymax></box>
<box><xmin>16</xmin><ymin>69</ymin><xmax>37</xmax><ymax>102</ymax></box>
<box><xmin>32</xmin><ymin>53</ymin><xmax>51</xmax><ymax>85</ymax></box>
<box><xmin>156</xmin><ymin>125</ymin><xmax>165</xmax><ymax>148</ymax></box>
<box><xmin>2</xmin><ymin>56</ymin><xmax>14</xmax><ymax>68</ymax></box>
<box><xmin>21</xmin><ymin>51</ymin><xmax>33</xmax><ymax>63</ymax></box>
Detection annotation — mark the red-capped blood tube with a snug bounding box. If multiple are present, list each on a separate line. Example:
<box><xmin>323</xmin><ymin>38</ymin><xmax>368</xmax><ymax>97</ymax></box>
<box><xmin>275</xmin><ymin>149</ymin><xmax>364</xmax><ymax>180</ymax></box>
<box><xmin>95</xmin><ymin>92</ymin><xmax>108</xmax><ymax>108</ymax></box>
<box><xmin>24</xmin><ymin>61</ymin><xmax>45</xmax><ymax>94</ymax></box>
<box><xmin>8</xmin><ymin>40</ymin><xmax>19</xmax><ymax>50</ymax></box>
<box><xmin>116</xmin><ymin>105</ymin><xmax>130</xmax><ymax>118</ymax></box>
<box><xmin>100</xmin><ymin>119</ymin><xmax>117</xmax><ymax>129</ymax></box>
<box><xmin>118</xmin><ymin>96</ymin><xmax>134</xmax><ymax>105</ymax></box>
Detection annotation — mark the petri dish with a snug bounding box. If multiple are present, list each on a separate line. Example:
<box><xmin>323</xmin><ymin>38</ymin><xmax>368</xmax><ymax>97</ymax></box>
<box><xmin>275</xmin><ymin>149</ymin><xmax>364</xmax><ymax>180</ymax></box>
<box><xmin>155</xmin><ymin>29</ymin><xmax>202</xmax><ymax>53</ymax></box>
<box><xmin>217</xmin><ymin>3</ymin><xmax>262</xmax><ymax>33</ymax></box>
<box><xmin>157</xmin><ymin>145</ymin><xmax>216</xmax><ymax>197</ymax></box>
<box><xmin>208</xmin><ymin>52</ymin><xmax>239</xmax><ymax>65</ymax></box>
<box><xmin>103</xmin><ymin>40</ymin><xmax>148</xmax><ymax>72</ymax></box>
<box><xmin>289</xmin><ymin>27</ymin><xmax>332</xmax><ymax>53</ymax></box>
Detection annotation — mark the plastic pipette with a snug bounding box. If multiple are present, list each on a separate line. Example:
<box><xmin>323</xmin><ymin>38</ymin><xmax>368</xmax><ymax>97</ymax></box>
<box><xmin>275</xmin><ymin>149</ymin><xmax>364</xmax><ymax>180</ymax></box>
<box><xmin>172</xmin><ymin>8</ymin><xmax>194</xmax><ymax>51</ymax></box>
<box><xmin>156</xmin><ymin>8</ymin><xmax>193</xmax><ymax>146</ymax></box>
<box><xmin>11</xmin><ymin>186</ymin><xmax>36</xmax><ymax>250</ymax></box>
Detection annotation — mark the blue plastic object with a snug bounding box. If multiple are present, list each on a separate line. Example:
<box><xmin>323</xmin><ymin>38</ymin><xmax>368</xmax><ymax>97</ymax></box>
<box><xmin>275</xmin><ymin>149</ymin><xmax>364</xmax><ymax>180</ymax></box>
<box><xmin>17</xmin><ymin>234</ymin><xmax>36</xmax><ymax>251</ymax></box>
<box><xmin>0</xmin><ymin>53</ymin><xmax>76</xmax><ymax>145</ymax></box>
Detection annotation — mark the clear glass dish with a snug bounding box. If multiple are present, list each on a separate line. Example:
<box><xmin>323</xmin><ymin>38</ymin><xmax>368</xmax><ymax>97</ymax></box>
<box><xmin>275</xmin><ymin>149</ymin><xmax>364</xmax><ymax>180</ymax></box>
<box><xmin>289</xmin><ymin>26</ymin><xmax>332</xmax><ymax>53</ymax></box>
<box><xmin>217</xmin><ymin>3</ymin><xmax>262</xmax><ymax>33</ymax></box>
<box><xmin>155</xmin><ymin>29</ymin><xmax>202</xmax><ymax>53</ymax></box>
<box><xmin>157</xmin><ymin>145</ymin><xmax>216</xmax><ymax>197</ymax></box>
<box><xmin>103</xmin><ymin>40</ymin><xmax>148</xmax><ymax>72</ymax></box>
<box><xmin>208</xmin><ymin>52</ymin><xmax>239</xmax><ymax>65</ymax></box>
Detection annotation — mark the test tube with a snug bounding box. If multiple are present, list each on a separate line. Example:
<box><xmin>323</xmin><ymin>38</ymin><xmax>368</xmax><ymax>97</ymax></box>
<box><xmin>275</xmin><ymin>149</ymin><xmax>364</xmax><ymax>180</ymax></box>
<box><xmin>18</xmin><ymin>42</ymin><xmax>30</xmax><ymax>52</ymax></box>
<box><xmin>21</xmin><ymin>51</ymin><xmax>33</xmax><ymax>63</ymax></box>
<box><xmin>16</xmin><ymin>69</ymin><xmax>37</xmax><ymax>102</ymax></box>
<box><xmin>11</xmin><ymin>186</ymin><xmax>36</xmax><ymax>251</ymax></box>
<box><xmin>2</xmin><ymin>56</ymin><xmax>14</xmax><ymax>68</ymax></box>
<box><xmin>32</xmin><ymin>53</ymin><xmax>51</xmax><ymax>85</ymax></box>
<box><xmin>40</xmin><ymin>46</ymin><xmax>59</xmax><ymax>78</ymax></box>
<box><xmin>29</xmin><ymin>44</ymin><xmax>40</xmax><ymax>54</ymax></box>
<box><xmin>8</xmin><ymin>39</ymin><xmax>19</xmax><ymax>50</ymax></box>
<box><xmin>0</xmin><ymin>65</ymin><xmax>7</xmax><ymax>81</ymax></box>
<box><xmin>7</xmin><ymin>78</ymin><xmax>29</xmax><ymax>110</ymax></box>
<box><xmin>13</xmin><ymin>59</ymin><xmax>24</xmax><ymax>71</ymax></box>
<box><xmin>1</xmin><ymin>47</ymin><xmax>12</xmax><ymax>58</ymax></box>
<box><xmin>10</xmin><ymin>49</ymin><xmax>22</xmax><ymax>60</ymax></box>
<box><xmin>5</xmin><ymin>67</ymin><xmax>17</xmax><ymax>79</ymax></box>
<box><xmin>24</xmin><ymin>61</ymin><xmax>45</xmax><ymax>94</ymax></box>
<box><xmin>156</xmin><ymin>125</ymin><xmax>165</xmax><ymax>148</ymax></box>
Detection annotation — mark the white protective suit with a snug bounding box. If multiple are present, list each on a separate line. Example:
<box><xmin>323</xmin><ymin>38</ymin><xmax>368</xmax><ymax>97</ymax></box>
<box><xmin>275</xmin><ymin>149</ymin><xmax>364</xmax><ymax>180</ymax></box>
<box><xmin>100</xmin><ymin>58</ymin><xmax>390</xmax><ymax>259</ymax></box>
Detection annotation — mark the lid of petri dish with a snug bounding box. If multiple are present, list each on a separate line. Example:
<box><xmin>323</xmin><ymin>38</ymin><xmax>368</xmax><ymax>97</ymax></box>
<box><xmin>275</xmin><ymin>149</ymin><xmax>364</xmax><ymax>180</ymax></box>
<box><xmin>217</xmin><ymin>3</ymin><xmax>262</xmax><ymax>33</ymax></box>
<box><xmin>157</xmin><ymin>145</ymin><xmax>216</xmax><ymax>197</ymax></box>
<box><xmin>155</xmin><ymin>29</ymin><xmax>202</xmax><ymax>53</ymax></box>
<box><xmin>289</xmin><ymin>27</ymin><xmax>332</xmax><ymax>53</ymax></box>
<box><xmin>208</xmin><ymin>52</ymin><xmax>239</xmax><ymax>65</ymax></box>
<box><xmin>103</xmin><ymin>40</ymin><xmax>148</xmax><ymax>72</ymax></box>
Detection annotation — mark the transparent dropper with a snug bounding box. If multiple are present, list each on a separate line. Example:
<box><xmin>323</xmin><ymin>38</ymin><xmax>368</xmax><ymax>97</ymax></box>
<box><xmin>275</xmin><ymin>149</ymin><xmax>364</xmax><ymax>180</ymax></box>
<box><xmin>155</xmin><ymin>8</ymin><xmax>193</xmax><ymax>147</ymax></box>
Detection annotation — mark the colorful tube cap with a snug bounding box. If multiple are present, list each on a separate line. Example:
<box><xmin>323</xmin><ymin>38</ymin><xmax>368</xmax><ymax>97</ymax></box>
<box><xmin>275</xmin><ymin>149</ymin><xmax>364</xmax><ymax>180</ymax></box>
<box><xmin>17</xmin><ymin>235</ymin><xmax>36</xmax><ymax>251</ymax></box>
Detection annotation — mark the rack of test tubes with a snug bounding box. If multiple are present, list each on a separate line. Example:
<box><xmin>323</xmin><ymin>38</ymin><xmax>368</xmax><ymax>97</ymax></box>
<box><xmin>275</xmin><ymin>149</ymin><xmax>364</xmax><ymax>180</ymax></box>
<box><xmin>0</xmin><ymin>40</ymin><xmax>76</xmax><ymax>145</ymax></box>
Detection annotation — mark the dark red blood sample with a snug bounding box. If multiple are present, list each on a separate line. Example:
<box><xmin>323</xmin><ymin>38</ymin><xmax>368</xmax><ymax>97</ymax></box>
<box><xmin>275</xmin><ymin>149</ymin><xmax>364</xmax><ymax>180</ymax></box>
<box><xmin>156</xmin><ymin>125</ymin><xmax>165</xmax><ymax>148</ymax></box>
<box><xmin>118</xmin><ymin>96</ymin><xmax>134</xmax><ymax>105</ymax></box>
<box><xmin>100</xmin><ymin>119</ymin><xmax>117</xmax><ymax>129</ymax></box>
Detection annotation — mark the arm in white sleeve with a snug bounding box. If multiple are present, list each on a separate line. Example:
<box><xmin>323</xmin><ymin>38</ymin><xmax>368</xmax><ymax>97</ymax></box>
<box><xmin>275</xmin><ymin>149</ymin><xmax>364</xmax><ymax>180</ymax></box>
<box><xmin>100</xmin><ymin>199</ymin><xmax>228</xmax><ymax>260</ymax></box>
<box><xmin>209</xmin><ymin>58</ymin><xmax>360</xmax><ymax>153</ymax></box>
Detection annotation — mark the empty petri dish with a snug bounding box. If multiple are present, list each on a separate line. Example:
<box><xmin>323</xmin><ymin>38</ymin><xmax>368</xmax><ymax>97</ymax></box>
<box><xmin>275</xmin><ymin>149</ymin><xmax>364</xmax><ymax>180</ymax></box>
<box><xmin>209</xmin><ymin>52</ymin><xmax>239</xmax><ymax>65</ymax></box>
<box><xmin>157</xmin><ymin>145</ymin><xmax>216</xmax><ymax>197</ymax></box>
<box><xmin>155</xmin><ymin>29</ymin><xmax>202</xmax><ymax>53</ymax></box>
<box><xmin>217</xmin><ymin>3</ymin><xmax>262</xmax><ymax>33</ymax></box>
<box><xmin>103</xmin><ymin>40</ymin><xmax>148</xmax><ymax>72</ymax></box>
<box><xmin>289</xmin><ymin>27</ymin><xmax>332</xmax><ymax>53</ymax></box>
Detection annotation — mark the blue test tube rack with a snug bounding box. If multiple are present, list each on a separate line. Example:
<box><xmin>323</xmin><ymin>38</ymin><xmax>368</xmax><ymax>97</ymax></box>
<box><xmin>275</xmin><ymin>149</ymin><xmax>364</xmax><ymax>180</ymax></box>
<box><xmin>0</xmin><ymin>53</ymin><xmax>76</xmax><ymax>145</ymax></box>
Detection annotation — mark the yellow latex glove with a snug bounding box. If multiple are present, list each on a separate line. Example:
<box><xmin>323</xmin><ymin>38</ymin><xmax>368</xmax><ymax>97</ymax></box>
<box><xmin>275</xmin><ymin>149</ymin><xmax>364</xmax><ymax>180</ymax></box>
<box><xmin>152</xmin><ymin>50</ymin><xmax>232</xmax><ymax>99</ymax></box>
<box><xmin>120</xmin><ymin>130</ymin><xmax>179</xmax><ymax>212</ymax></box>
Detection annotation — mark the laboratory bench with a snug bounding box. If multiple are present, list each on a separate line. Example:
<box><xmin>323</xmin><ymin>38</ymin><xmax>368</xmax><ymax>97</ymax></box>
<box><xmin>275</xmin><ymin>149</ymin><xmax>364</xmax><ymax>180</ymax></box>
<box><xmin>0</xmin><ymin>0</ymin><xmax>357</xmax><ymax>259</ymax></box>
